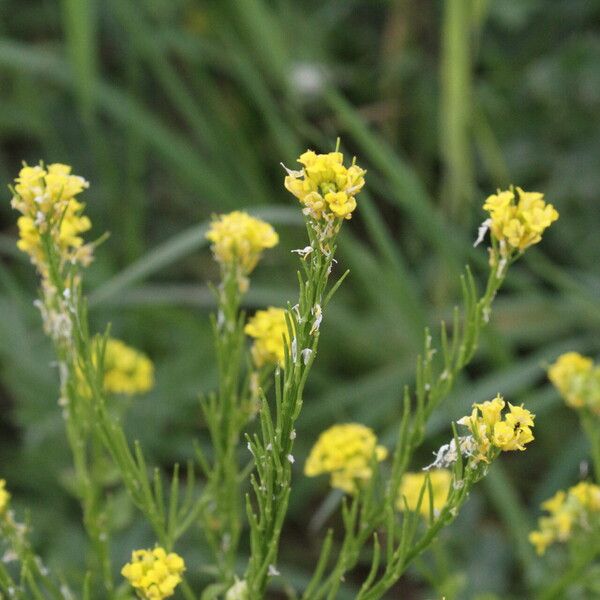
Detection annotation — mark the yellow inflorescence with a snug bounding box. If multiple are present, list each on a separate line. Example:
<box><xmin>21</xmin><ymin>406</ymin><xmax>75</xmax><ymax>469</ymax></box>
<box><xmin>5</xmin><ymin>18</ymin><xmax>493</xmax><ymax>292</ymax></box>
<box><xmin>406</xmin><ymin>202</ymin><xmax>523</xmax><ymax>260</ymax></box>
<box><xmin>244</xmin><ymin>307</ymin><xmax>289</xmax><ymax>368</ymax></box>
<box><xmin>458</xmin><ymin>395</ymin><xmax>535</xmax><ymax>463</ymax></box>
<box><xmin>121</xmin><ymin>547</ymin><xmax>185</xmax><ymax>599</ymax></box>
<box><xmin>78</xmin><ymin>338</ymin><xmax>154</xmax><ymax>398</ymax></box>
<box><xmin>0</xmin><ymin>479</ymin><xmax>10</xmax><ymax>514</ymax></box>
<box><xmin>482</xmin><ymin>187</ymin><xmax>558</xmax><ymax>256</ymax></box>
<box><xmin>284</xmin><ymin>150</ymin><xmax>366</xmax><ymax>222</ymax></box>
<box><xmin>397</xmin><ymin>469</ymin><xmax>452</xmax><ymax>517</ymax></box>
<box><xmin>548</xmin><ymin>352</ymin><xmax>600</xmax><ymax>413</ymax></box>
<box><xmin>206</xmin><ymin>211</ymin><xmax>278</xmax><ymax>275</ymax></box>
<box><xmin>102</xmin><ymin>338</ymin><xmax>155</xmax><ymax>396</ymax></box>
<box><xmin>11</xmin><ymin>163</ymin><xmax>92</xmax><ymax>273</ymax></box>
<box><xmin>529</xmin><ymin>481</ymin><xmax>600</xmax><ymax>555</ymax></box>
<box><xmin>304</xmin><ymin>423</ymin><xmax>388</xmax><ymax>494</ymax></box>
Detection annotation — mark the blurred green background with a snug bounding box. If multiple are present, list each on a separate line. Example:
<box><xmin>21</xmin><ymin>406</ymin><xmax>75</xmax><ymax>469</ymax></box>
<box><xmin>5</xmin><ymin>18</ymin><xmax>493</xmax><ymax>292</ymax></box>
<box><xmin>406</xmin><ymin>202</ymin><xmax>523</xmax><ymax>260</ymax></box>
<box><xmin>1</xmin><ymin>0</ymin><xmax>599</xmax><ymax>598</ymax></box>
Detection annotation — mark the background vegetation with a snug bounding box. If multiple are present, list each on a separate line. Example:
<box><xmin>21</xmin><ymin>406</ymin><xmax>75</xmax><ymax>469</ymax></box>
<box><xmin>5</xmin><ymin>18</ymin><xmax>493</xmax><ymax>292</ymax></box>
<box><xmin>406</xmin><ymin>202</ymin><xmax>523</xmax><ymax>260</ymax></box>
<box><xmin>0</xmin><ymin>0</ymin><xmax>599</xmax><ymax>597</ymax></box>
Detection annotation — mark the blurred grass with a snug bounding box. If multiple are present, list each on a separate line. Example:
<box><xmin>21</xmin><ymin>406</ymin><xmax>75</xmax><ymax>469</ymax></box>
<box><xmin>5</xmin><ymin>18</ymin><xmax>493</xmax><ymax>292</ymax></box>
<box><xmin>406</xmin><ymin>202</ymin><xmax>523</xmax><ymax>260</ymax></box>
<box><xmin>1</xmin><ymin>0</ymin><xmax>600</xmax><ymax>597</ymax></box>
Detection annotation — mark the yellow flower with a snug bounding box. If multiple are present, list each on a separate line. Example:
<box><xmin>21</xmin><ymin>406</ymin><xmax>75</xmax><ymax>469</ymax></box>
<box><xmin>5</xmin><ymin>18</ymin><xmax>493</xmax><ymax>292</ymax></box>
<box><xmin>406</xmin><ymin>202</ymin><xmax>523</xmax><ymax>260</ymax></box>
<box><xmin>304</xmin><ymin>423</ymin><xmax>387</xmax><ymax>494</ymax></box>
<box><xmin>529</xmin><ymin>482</ymin><xmax>600</xmax><ymax>555</ymax></box>
<box><xmin>10</xmin><ymin>163</ymin><xmax>93</xmax><ymax>273</ymax></box>
<box><xmin>570</xmin><ymin>481</ymin><xmax>600</xmax><ymax>512</ymax></box>
<box><xmin>206</xmin><ymin>211</ymin><xmax>278</xmax><ymax>276</ymax></box>
<box><xmin>284</xmin><ymin>149</ymin><xmax>365</xmax><ymax>222</ymax></box>
<box><xmin>548</xmin><ymin>352</ymin><xmax>600</xmax><ymax>412</ymax></box>
<box><xmin>458</xmin><ymin>395</ymin><xmax>535</xmax><ymax>462</ymax></box>
<box><xmin>121</xmin><ymin>547</ymin><xmax>185</xmax><ymax>600</ymax></box>
<box><xmin>474</xmin><ymin>396</ymin><xmax>505</xmax><ymax>427</ymax></box>
<box><xmin>528</xmin><ymin>529</ymin><xmax>554</xmax><ymax>556</ymax></box>
<box><xmin>482</xmin><ymin>186</ymin><xmax>558</xmax><ymax>256</ymax></box>
<box><xmin>397</xmin><ymin>469</ymin><xmax>452</xmax><ymax>517</ymax></box>
<box><xmin>244</xmin><ymin>307</ymin><xmax>289</xmax><ymax>368</ymax></box>
<box><xmin>0</xmin><ymin>479</ymin><xmax>10</xmax><ymax>514</ymax></box>
<box><xmin>78</xmin><ymin>338</ymin><xmax>154</xmax><ymax>397</ymax></box>
<box><xmin>102</xmin><ymin>338</ymin><xmax>155</xmax><ymax>395</ymax></box>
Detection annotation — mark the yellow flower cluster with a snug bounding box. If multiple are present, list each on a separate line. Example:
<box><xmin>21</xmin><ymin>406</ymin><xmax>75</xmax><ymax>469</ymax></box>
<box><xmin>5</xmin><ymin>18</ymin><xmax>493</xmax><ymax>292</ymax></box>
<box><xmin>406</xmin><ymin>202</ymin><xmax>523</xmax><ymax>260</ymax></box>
<box><xmin>10</xmin><ymin>163</ymin><xmax>92</xmax><ymax>273</ymax></box>
<box><xmin>397</xmin><ymin>469</ymin><xmax>452</xmax><ymax>517</ymax></box>
<box><xmin>206</xmin><ymin>211</ymin><xmax>278</xmax><ymax>276</ymax></box>
<box><xmin>482</xmin><ymin>187</ymin><xmax>558</xmax><ymax>256</ymax></box>
<box><xmin>0</xmin><ymin>479</ymin><xmax>10</xmax><ymax>514</ymax></box>
<box><xmin>121</xmin><ymin>547</ymin><xmax>185</xmax><ymax>599</ymax></box>
<box><xmin>78</xmin><ymin>338</ymin><xmax>155</xmax><ymax>398</ymax></box>
<box><xmin>244</xmin><ymin>307</ymin><xmax>289</xmax><ymax>368</ymax></box>
<box><xmin>102</xmin><ymin>338</ymin><xmax>155</xmax><ymax>396</ymax></box>
<box><xmin>284</xmin><ymin>150</ymin><xmax>366</xmax><ymax>222</ymax></box>
<box><xmin>304</xmin><ymin>423</ymin><xmax>388</xmax><ymax>494</ymax></box>
<box><xmin>458</xmin><ymin>395</ymin><xmax>535</xmax><ymax>463</ymax></box>
<box><xmin>529</xmin><ymin>481</ymin><xmax>600</xmax><ymax>555</ymax></box>
<box><xmin>548</xmin><ymin>352</ymin><xmax>600</xmax><ymax>413</ymax></box>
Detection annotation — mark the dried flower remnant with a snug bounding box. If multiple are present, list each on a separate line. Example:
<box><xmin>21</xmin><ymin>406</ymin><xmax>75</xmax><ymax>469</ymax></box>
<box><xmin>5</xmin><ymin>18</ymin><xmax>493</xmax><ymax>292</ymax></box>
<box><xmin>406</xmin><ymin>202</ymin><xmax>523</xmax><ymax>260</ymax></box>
<box><xmin>225</xmin><ymin>579</ymin><xmax>249</xmax><ymax>600</ymax></box>
<box><xmin>304</xmin><ymin>423</ymin><xmax>387</xmax><ymax>493</ymax></box>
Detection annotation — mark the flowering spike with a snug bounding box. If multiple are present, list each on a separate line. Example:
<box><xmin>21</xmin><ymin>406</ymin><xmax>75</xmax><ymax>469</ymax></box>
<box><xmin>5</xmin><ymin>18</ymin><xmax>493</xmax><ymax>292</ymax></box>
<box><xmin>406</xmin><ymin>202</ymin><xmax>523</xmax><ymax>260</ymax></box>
<box><xmin>10</xmin><ymin>162</ymin><xmax>93</xmax><ymax>274</ymax></box>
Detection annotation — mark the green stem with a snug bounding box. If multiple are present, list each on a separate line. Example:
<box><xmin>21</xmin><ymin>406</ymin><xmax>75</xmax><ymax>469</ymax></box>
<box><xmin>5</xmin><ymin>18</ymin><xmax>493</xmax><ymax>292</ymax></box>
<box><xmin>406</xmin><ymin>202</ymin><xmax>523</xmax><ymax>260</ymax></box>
<box><xmin>580</xmin><ymin>412</ymin><xmax>600</xmax><ymax>482</ymax></box>
<box><xmin>537</xmin><ymin>542</ymin><xmax>600</xmax><ymax>600</ymax></box>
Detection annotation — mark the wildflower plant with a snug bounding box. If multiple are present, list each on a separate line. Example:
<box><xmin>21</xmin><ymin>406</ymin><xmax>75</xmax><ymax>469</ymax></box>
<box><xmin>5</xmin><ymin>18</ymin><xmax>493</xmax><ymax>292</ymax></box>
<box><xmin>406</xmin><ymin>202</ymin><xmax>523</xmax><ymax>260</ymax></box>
<box><xmin>0</xmin><ymin>151</ymin><xmax>559</xmax><ymax>599</ymax></box>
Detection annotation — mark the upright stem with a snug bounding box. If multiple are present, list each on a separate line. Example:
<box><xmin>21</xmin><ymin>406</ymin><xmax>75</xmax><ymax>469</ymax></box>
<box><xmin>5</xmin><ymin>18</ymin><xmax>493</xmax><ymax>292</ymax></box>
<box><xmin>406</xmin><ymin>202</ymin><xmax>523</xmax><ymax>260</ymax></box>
<box><xmin>213</xmin><ymin>265</ymin><xmax>245</xmax><ymax>579</ymax></box>
<box><xmin>246</xmin><ymin>228</ymin><xmax>338</xmax><ymax>597</ymax></box>
<box><xmin>580</xmin><ymin>412</ymin><xmax>600</xmax><ymax>482</ymax></box>
<box><xmin>40</xmin><ymin>237</ymin><xmax>114</xmax><ymax>595</ymax></box>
